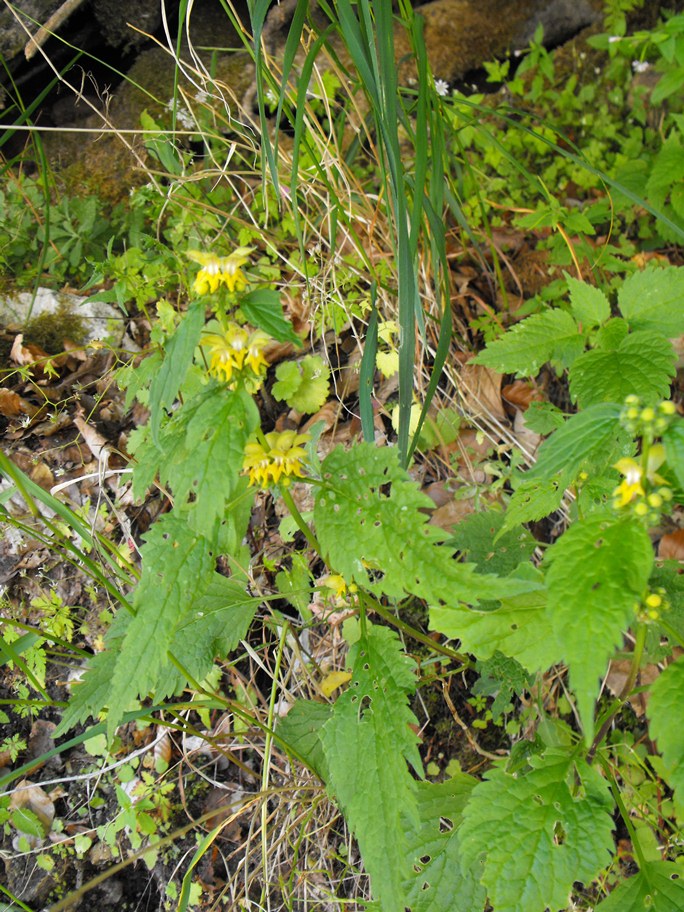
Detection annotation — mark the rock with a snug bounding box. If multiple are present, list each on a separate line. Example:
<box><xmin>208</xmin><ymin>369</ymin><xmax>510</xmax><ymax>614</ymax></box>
<box><xmin>0</xmin><ymin>0</ymin><xmax>58</xmax><ymax>61</ymax></box>
<box><xmin>2</xmin><ymin>287</ymin><xmax>126</xmax><ymax>346</ymax></box>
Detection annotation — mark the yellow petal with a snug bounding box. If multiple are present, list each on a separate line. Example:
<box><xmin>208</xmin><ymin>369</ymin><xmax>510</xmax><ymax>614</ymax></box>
<box><xmin>320</xmin><ymin>671</ymin><xmax>352</xmax><ymax>698</ymax></box>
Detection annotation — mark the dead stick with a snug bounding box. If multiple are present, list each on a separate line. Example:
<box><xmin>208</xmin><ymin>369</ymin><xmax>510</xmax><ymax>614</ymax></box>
<box><xmin>25</xmin><ymin>0</ymin><xmax>88</xmax><ymax>60</ymax></box>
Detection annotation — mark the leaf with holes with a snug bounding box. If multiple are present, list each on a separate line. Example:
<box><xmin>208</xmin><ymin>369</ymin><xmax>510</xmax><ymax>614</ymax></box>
<box><xmin>320</xmin><ymin>623</ymin><xmax>421</xmax><ymax>911</ymax></box>
<box><xmin>404</xmin><ymin>777</ymin><xmax>486</xmax><ymax>912</ymax></box>
<box><xmin>314</xmin><ymin>444</ymin><xmax>536</xmax><ymax>608</ymax></box>
<box><xmin>569</xmin><ymin>331</ymin><xmax>675</xmax><ymax>407</ymax></box>
<box><xmin>595</xmin><ymin>861</ymin><xmax>684</xmax><ymax>911</ymax></box>
<box><xmin>459</xmin><ymin>749</ymin><xmax>615</xmax><ymax>912</ymax></box>
<box><xmin>648</xmin><ymin>655</ymin><xmax>684</xmax><ymax>820</ymax></box>
<box><xmin>544</xmin><ymin>513</ymin><xmax>653</xmax><ymax>742</ymax></box>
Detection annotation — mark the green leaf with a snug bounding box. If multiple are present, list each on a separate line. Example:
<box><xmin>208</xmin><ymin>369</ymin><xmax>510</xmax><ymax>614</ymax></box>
<box><xmin>594</xmin><ymin>317</ymin><xmax>630</xmax><ymax>351</ymax></box>
<box><xmin>618</xmin><ymin>266</ymin><xmax>684</xmax><ymax>337</ymax></box>
<box><xmin>320</xmin><ymin>623</ymin><xmax>421</xmax><ymax>911</ymax></box>
<box><xmin>545</xmin><ymin>514</ymin><xmax>653</xmax><ymax>742</ymax></box>
<box><xmin>106</xmin><ymin>516</ymin><xmax>215</xmax><ymax>738</ymax></box>
<box><xmin>149</xmin><ymin>302</ymin><xmax>205</xmax><ymax>443</ymax></box>
<box><xmin>663</xmin><ymin>420</ymin><xmax>684</xmax><ymax>492</ymax></box>
<box><xmin>648</xmin><ymin>656</ymin><xmax>684</xmax><ymax>820</ymax></box>
<box><xmin>11</xmin><ymin>807</ymin><xmax>46</xmax><ymax>838</ymax></box>
<box><xmin>404</xmin><ymin>777</ymin><xmax>486</xmax><ymax>912</ymax></box>
<box><xmin>315</xmin><ymin>444</ymin><xmax>534</xmax><ymax>607</ymax></box>
<box><xmin>240</xmin><ymin>288</ymin><xmax>301</xmax><ymax>344</ymax></box>
<box><xmin>567</xmin><ymin>276</ymin><xmax>610</xmax><ymax>329</ymax></box>
<box><xmin>448</xmin><ymin>510</ymin><xmax>538</xmax><ymax>575</ymax></box>
<box><xmin>525</xmin><ymin>402</ymin><xmax>625</xmax><ymax>484</ymax></box>
<box><xmin>522</xmin><ymin>401</ymin><xmax>566</xmax><ymax>435</ymax></box>
<box><xmin>272</xmin><ymin>355</ymin><xmax>331</xmax><ymax>413</ymax></box>
<box><xmin>431</xmin><ymin>585</ymin><xmax>561</xmax><ymax>675</ymax></box>
<box><xmin>569</xmin><ymin>331</ymin><xmax>676</xmax><ymax>407</ymax></box>
<box><xmin>473</xmin><ymin>309</ymin><xmax>583</xmax><ymax>376</ymax></box>
<box><xmin>459</xmin><ymin>750</ymin><xmax>615</xmax><ymax>912</ymax></box>
<box><xmin>276</xmin><ymin>699</ymin><xmax>333</xmax><ymax>780</ymax></box>
<box><xmin>501</xmin><ymin>475</ymin><xmax>567</xmax><ymax>533</ymax></box>
<box><xmin>595</xmin><ymin>861</ymin><xmax>684</xmax><ymax>911</ymax></box>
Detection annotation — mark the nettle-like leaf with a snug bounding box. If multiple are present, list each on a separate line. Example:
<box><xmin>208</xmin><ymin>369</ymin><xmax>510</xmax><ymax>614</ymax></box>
<box><xmin>648</xmin><ymin>655</ymin><xmax>684</xmax><ymax>820</ymax></box>
<box><xmin>320</xmin><ymin>623</ymin><xmax>421</xmax><ymax>911</ymax></box>
<box><xmin>271</xmin><ymin>354</ymin><xmax>331</xmax><ymax>413</ymax></box>
<box><xmin>544</xmin><ymin>513</ymin><xmax>653</xmax><ymax>742</ymax></box>
<box><xmin>459</xmin><ymin>750</ymin><xmax>615</xmax><ymax>912</ymax></box>
<box><xmin>595</xmin><ymin>861</ymin><xmax>684</xmax><ymax>911</ymax></box>
<box><xmin>472</xmin><ymin>309</ymin><xmax>584</xmax><ymax>376</ymax></box>
<box><xmin>618</xmin><ymin>265</ymin><xmax>684</xmax><ymax>338</ymax></box>
<box><xmin>501</xmin><ymin>474</ymin><xmax>568</xmax><ymax>533</ymax></box>
<box><xmin>106</xmin><ymin>515</ymin><xmax>215</xmax><ymax>737</ymax></box>
<box><xmin>404</xmin><ymin>777</ymin><xmax>486</xmax><ymax>912</ymax></box>
<box><xmin>525</xmin><ymin>402</ymin><xmax>625</xmax><ymax>484</ymax></box>
<box><xmin>431</xmin><ymin>583</ymin><xmax>562</xmax><ymax>675</ymax></box>
<box><xmin>567</xmin><ymin>276</ymin><xmax>611</xmax><ymax>329</ymax></box>
<box><xmin>240</xmin><ymin>288</ymin><xmax>302</xmax><ymax>344</ymax></box>
<box><xmin>314</xmin><ymin>444</ymin><xmax>534</xmax><ymax>607</ymax></box>
<box><xmin>447</xmin><ymin>510</ymin><xmax>538</xmax><ymax>576</ymax></box>
<box><xmin>277</xmin><ymin>699</ymin><xmax>333</xmax><ymax>781</ymax></box>
<box><xmin>569</xmin><ymin>331</ymin><xmax>676</xmax><ymax>407</ymax></box>
<box><xmin>663</xmin><ymin>419</ymin><xmax>684</xmax><ymax>491</ymax></box>
<box><xmin>135</xmin><ymin>385</ymin><xmax>258</xmax><ymax>536</ymax></box>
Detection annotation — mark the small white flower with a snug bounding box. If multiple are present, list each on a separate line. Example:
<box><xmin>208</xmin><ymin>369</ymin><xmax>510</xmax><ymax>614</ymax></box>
<box><xmin>194</xmin><ymin>89</ymin><xmax>209</xmax><ymax>104</ymax></box>
<box><xmin>434</xmin><ymin>78</ymin><xmax>449</xmax><ymax>97</ymax></box>
<box><xmin>608</xmin><ymin>35</ymin><xmax>621</xmax><ymax>43</ymax></box>
<box><xmin>632</xmin><ymin>60</ymin><xmax>651</xmax><ymax>74</ymax></box>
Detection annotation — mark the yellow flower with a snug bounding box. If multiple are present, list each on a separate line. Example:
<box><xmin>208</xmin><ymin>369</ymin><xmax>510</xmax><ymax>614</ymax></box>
<box><xmin>187</xmin><ymin>247</ymin><xmax>254</xmax><ymax>296</ymax></box>
<box><xmin>203</xmin><ymin>324</ymin><xmax>271</xmax><ymax>385</ymax></box>
<box><xmin>243</xmin><ymin>430</ymin><xmax>310</xmax><ymax>488</ymax></box>
<box><xmin>612</xmin><ymin>458</ymin><xmax>645</xmax><ymax>507</ymax></box>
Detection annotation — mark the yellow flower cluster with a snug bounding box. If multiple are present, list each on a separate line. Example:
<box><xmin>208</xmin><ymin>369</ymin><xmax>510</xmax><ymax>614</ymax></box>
<box><xmin>203</xmin><ymin>323</ymin><xmax>271</xmax><ymax>386</ymax></box>
<box><xmin>187</xmin><ymin>248</ymin><xmax>253</xmax><ymax>296</ymax></box>
<box><xmin>612</xmin><ymin>446</ymin><xmax>672</xmax><ymax>522</ymax></box>
<box><xmin>243</xmin><ymin>430</ymin><xmax>310</xmax><ymax>488</ymax></box>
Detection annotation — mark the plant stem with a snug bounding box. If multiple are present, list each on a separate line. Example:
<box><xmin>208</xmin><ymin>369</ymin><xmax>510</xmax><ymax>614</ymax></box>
<box><xmin>280</xmin><ymin>485</ymin><xmax>321</xmax><ymax>552</ymax></box>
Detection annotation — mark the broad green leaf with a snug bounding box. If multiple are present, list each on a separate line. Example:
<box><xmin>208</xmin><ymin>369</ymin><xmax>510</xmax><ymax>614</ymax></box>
<box><xmin>149</xmin><ymin>301</ymin><xmax>205</xmax><ymax>442</ymax></box>
<box><xmin>136</xmin><ymin>386</ymin><xmax>258</xmax><ymax>537</ymax></box>
<box><xmin>447</xmin><ymin>510</ymin><xmax>538</xmax><ymax>576</ymax></box>
<box><xmin>431</xmin><ymin>587</ymin><xmax>561</xmax><ymax>675</ymax></box>
<box><xmin>525</xmin><ymin>402</ymin><xmax>624</xmax><ymax>484</ymax></box>
<box><xmin>648</xmin><ymin>656</ymin><xmax>684</xmax><ymax>820</ymax></box>
<box><xmin>156</xmin><ymin>574</ymin><xmax>260</xmax><ymax>698</ymax></box>
<box><xmin>272</xmin><ymin>355</ymin><xmax>331</xmax><ymax>413</ymax></box>
<box><xmin>522</xmin><ymin>401</ymin><xmax>566</xmax><ymax>434</ymax></box>
<box><xmin>567</xmin><ymin>276</ymin><xmax>610</xmax><ymax>329</ymax></box>
<box><xmin>618</xmin><ymin>266</ymin><xmax>684</xmax><ymax>338</ymax></box>
<box><xmin>663</xmin><ymin>420</ymin><xmax>684</xmax><ymax>491</ymax></box>
<box><xmin>404</xmin><ymin>777</ymin><xmax>486</xmax><ymax>912</ymax></box>
<box><xmin>545</xmin><ymin>514</ymin><xmax>653</xmax><ymax>742</ymax></box>
<box><xmin>106</xmin><ymin>516</ymin><xmax>215</xmax><ymax>738</ymax></box>
<box><xmin>315</xmin><ymin>444</ymin><xmax>534</xmax><ymax>607</ymax></box>
<box><xmin>569</xmin><ymin>331</ymin><xmax>676</xmax><ymax>407</ymax></box>
<box><xmin>595</xmin><ymin>861</ymin><xmax>684</xmax><ymax>911</ymax></box>
<box><xmin>501</xmin><ymin>474</ymin><xmax>567</xmax><ymax>533</ymax></box>
<box><xmin>472</xmin><ymin>309</ymin><xmax>583</xmax><ymax>376</ymax></box>
<box><xmin>276</xmin><ymin>699</ymin><xmax>333</xmax><ymax>780</ymax></box>
<box><xmin>321</xmin><ymin>624</ymin><xmax>421</xmax><ymax>911</ymax></box>
<box><xmin>594</xmin><ymin>317</ymin><xmax>630</xmax><ymax>351</ymax></box>
<box><xmin>459</xmin><ymin>750</ymin><xmax>615</xmax><ymax>912</ymax></box>
<box><xmin>240</xmin><ymin>288</ymin><xmax>302</xmax><ymax>344</ymax></box>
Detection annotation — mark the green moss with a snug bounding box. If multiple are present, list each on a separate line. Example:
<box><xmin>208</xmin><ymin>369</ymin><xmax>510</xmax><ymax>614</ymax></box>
<box><xmin>24</xmin><ymin>302</ymin><xmax>88</xmax><ymax>354</ymax></box>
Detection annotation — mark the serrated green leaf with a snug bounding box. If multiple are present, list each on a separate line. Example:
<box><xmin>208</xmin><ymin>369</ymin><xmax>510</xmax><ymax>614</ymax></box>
<box><xmin>315</xmin><ymin>444</ymin><xmax>535</xmax><ymax>607</ymax></box>
<box><xmin>137</xmin><ymin>386</ymin><xmax>258</xmax><ymax>538</ymax></box>
<box><xmin>240</xmin><ymin>288</ymin><xmax>301</xmax><ymax>344</ymax></box>
<box><xmin>648</xmin><ymin>656</ymin><xmax>684</xmax><ymax>820</ymax></box>
<box><xmin>431</xmin><ymin>587</ymin><xmax>561</xmax><ymax>675</ymax></box>
<box><xmin>618</xmin><ymin>266</ymin><xmax>684</xmax><ymax>338</ymax></box>
<box><xmin>149</xmin><ymin>301</ymin><xmax>205</xmax><ymax>442</ymax></box>
<box><xmin>567</xmin><ymin>276</ymin><xmax>610</xmax><ymax>329</ymax></box>
<box><xmin>569</xmin><ymin>331</ymin><xmax>676</xmax><ymax>407</ymax></box>
<box><xmin>272</xmin><ymin>355</ymin><xmax>330</xmax><ymax>413</ymax></box>
<box><xmin>106</xmin><ymin>516</ymin><xmax>215</xmax><ymax>738</ymax></box>
<box><xmin>663</xmin><ymin>420</ymin><xmax>684</xmax><ymax>491</ymax></box>
<box><xmin>525</xmin><ymin>402</ymin><xmax>625</xmax><ymax>484</ymax></box>
<box><xmin>321</xmin><ymin>624</ymin><xmax>421</xmax><ymax>911</ymax></box>
<box><xmin>594</xmin><ymin>317</ymin><xmax>630</xmax><ymax>351</ymax></box>
<box><xmin>595</xmin><ymin>861</ymin><xmax>684</xmax><ymax>911</ymax></box>
<box><xmin>276</xmin><ymin>699</ymin><xmax>333</xmax><ymax>780</ymax></box>
<box><xmin>545</xmin><ymin>514</ymin><xmax>653</xmax><ymax>742</ymax></box>
<box><xmin>448</xmin><ymin>510</ymin><xmax>538</xmax><ymax>575</ymax></box>
<box><xmin>501</xmin><ymin>474</ymin><xmax>567</xmax><ymax>533</ymax></box>
<box><xmin>404</xmin><ymin>777</ymin><xmax>486</xmax><ymax>912</ymax></box>
<box><xmin>459</xmin><ymin>750</ymin><xmax>615</xmax><ymax>912</ymax></box>
<box><xmin>473</xmin><ymin>309</ymin><xmax>583</xmax><ymax>376</ymax></box>
<box><xmin>522</xmin><ymin>401</ymin><xmax>566</xmax><ymax>435</ymax></box>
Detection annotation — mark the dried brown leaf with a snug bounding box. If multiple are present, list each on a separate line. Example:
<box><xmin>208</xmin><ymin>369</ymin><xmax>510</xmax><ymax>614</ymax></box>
<box><xmin>658</xmin><ymin>529</ymin><xmax>684</xmax><ymax>561</ymax></box>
